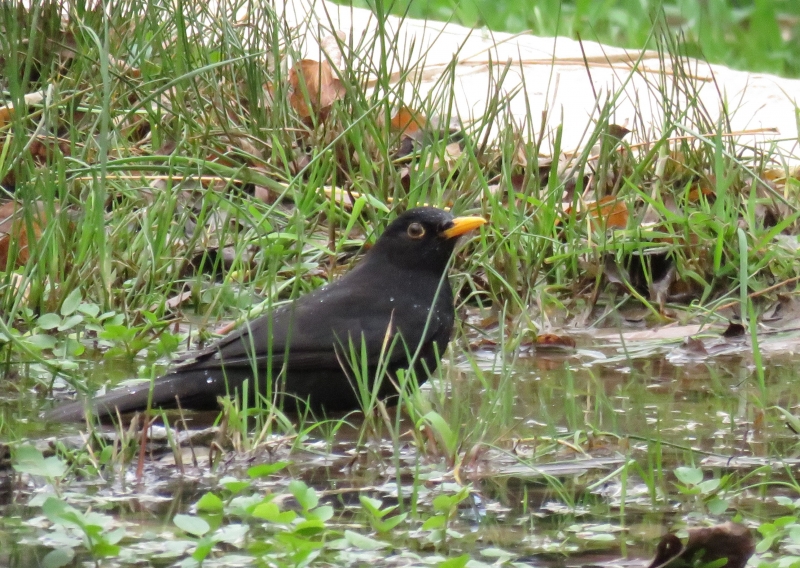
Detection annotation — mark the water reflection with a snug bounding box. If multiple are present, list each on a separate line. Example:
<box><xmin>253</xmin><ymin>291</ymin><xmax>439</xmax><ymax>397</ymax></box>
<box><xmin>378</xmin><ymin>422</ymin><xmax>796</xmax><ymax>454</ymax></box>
<box><xmin>2</xmin><ymin>331</ymin><xmax>800</xmax><ymax>566</ymax></box>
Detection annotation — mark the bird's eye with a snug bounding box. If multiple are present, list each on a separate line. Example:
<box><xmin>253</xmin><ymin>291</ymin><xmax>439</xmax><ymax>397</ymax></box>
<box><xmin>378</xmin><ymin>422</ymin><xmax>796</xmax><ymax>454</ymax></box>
<box><xmin>407</xmin><ymin>223</ymin><xmax>425</xmax><ymax>239</ymax></box>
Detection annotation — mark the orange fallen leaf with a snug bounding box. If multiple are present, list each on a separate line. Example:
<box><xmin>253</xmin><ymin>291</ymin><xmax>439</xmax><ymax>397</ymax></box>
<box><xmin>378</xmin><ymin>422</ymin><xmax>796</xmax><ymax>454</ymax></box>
<box><xmin>763</xmin><ymin>167</ymin><xmax>787</xmax><ymax>182</ymax></box>
<box><xmin>0</xmin><ymin>200</ymin><xmax>46</xmax><ymax>268</ymax></box>
<box><xmin>0</xmin><ymin>92</ymin><xmax>45</xmax><ymax>129</ymax></box>
<box><xmin>535</xmin><ymin>333</ymin><xmax>577</xmax><ymax>349</ymax></box>
<box><xmin>390</xmin><ymin>106</ymin><xmax>426</xmax><ymax>137</ymax></box>
<box><xmin>564</xmin><ymin>195</ymin><xmax>628</xmax><ymax>230</ymax></box>
<box><xmin>686</xmin><ymin>176</ymin><xmax>715</xmax><ymax>203</ymax></box>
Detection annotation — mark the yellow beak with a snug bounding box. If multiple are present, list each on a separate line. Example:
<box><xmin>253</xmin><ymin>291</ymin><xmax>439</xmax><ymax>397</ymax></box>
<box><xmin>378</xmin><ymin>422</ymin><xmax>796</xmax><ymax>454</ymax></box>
<box><xmin>442</xmin><ymin>216</ymin><xmax>487</xmax><ymax>239</ymax></box>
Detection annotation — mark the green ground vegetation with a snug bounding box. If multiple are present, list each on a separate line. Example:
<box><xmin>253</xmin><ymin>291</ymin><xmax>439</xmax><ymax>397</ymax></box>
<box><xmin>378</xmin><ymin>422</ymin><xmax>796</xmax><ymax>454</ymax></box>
<box><xmin>1</xmin><ymin>0</ymin><xmax>800</xmax><ymax>566</ymax></box>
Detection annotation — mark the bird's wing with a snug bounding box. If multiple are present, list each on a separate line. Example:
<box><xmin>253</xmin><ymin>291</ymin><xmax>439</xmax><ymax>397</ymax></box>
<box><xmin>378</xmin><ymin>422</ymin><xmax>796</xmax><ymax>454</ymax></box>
<box><xmin>176</xmin><ymin>276</ymin><xmax>447</xmax><ymax>373</ymax></box>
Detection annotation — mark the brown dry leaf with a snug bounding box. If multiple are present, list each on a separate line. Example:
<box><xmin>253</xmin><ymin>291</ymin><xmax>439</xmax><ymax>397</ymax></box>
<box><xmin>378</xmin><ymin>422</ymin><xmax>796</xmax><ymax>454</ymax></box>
<box><xmin>253</xmin><ymin>186</ymin><xmax>276</xmax><ymax>204</ymax></box>
<box><xmin>648</xmin><ymin>523</ymin><xmax>755</xmax><ymax>568</ymax></box>
<box><xmin>288</xmin><ymin>59</ymin><xmax>345</xmax><ymax>120</ymax></box>
<box><xmin>686</xmin><ymin>176</ymin><xmax>715</xmax><ymax>203</ymax></box>
<box><xmin>588</xmin><ymin>196</ymin><xmax>628</xmax><ymax>230</ymax></box>
<box><xmin>565</xmin><ymin>195</ymin><xmax>628</xmax><ymax>230</ymax></box>
<box><xmin>319</xmin><ymin>31</ymin><xmax>347</xmax><ymax>69</ymax></box>
<box><xmin>0</xmin><ymin>200</ymin><xmax>46</xmax><ymax>268</ymax></box>
<box><xmin>390</xmin><ymin>106</ymin><xmax>427</xmax><ymax>138</ymax></box>
<box><xmin>762</xmin><ymin>167</ymin><xmax>787</xmax><ymax>183</ymax></box>
<box><xmin>661</xmin><ymin>149</ymin><xmax>690</xmax><ymax>179</ymax></box>
<box><xmin>0</xmin><ymin>91</ymin><xmax>46</xmax><ymax>129</ymax></box>
<box><xmin>443</xmin><ymin>141</ymin><xmax>463</xmax><ymax>166</ymax></box>
<box><xmin>390</xmin><ymin>107</ymin><xmax>427</xmax><ymax>159</ymax></box>
<box><xmin>149</xmin><ymin>289</ymin><xmax>193</xmax><ymax>313</ymax></box>
<box><xmin>753</xmin><ymin>407</ymin><xmax>766</xmax><ymax>435</ymax></box>
<box><xmin>535</xmin><ymin>333</ymin><xmax>577</xmax><ymax>349</ymax></box>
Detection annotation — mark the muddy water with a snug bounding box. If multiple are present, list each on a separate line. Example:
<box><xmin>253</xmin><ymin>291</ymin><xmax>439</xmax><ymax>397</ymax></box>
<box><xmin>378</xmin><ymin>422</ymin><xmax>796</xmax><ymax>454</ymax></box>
<box><xmin>1</xmin><ymin>326</ymin><xmax>798</xmax><ymax>566</ymax></box>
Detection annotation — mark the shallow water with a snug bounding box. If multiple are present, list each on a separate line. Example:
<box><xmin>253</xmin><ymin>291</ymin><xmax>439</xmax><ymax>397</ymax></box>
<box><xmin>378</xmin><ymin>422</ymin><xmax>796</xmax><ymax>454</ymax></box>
<box><xmin>1</xmin><ymin>325</ymin><xmax>798</xmax><ymax>566</ymax></box>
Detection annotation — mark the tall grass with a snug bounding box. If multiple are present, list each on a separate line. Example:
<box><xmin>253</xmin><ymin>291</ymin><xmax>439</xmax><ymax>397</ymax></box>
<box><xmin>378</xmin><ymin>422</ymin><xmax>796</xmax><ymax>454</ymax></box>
<box><xmin>0</xmin><ymin>0</ymin><xmax>796</xmax><ymax>440</ymax></box>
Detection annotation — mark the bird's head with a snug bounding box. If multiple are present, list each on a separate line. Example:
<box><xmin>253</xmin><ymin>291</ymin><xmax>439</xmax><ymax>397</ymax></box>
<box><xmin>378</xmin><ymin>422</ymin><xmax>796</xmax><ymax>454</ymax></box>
<box><xmin>368</xmin><ymin>207</ymin><xmax>487</xmax><ymax>273</ymax></box>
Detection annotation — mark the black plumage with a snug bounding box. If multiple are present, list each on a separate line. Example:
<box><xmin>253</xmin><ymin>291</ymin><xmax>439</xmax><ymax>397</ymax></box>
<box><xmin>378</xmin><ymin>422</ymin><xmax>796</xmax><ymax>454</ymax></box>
<box><xmin>46</xmin><ymin>207</ymin><xmax>486</xmax><ymax>421</ymax></box>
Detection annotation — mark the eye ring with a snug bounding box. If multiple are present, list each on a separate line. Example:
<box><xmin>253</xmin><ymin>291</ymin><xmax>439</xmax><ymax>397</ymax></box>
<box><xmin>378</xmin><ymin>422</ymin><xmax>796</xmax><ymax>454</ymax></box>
<box><xmin>407</xmin><ymin>222</ymin><xmax>425</xmax><ymax>239</ymax></box>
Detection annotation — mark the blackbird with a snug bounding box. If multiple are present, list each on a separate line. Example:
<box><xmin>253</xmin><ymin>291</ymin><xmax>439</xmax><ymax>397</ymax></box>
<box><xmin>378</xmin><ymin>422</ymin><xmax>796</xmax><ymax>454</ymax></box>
<box><xmin>46</xmin><ymin>207</ymin><xmax>486</xmax><ymax>422</ymax></box>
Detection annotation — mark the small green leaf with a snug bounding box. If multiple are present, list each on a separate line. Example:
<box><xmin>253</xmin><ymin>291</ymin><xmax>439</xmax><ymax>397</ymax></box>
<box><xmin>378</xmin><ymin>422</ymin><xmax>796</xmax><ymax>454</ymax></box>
<box><xmin>60</xmin><ymin>288</ymin><xmax>83</xmax><ymax>316</ymax></box>
<box><xmin>372</xmin><ymin>512</ymin><xmax>407</xmax><ymax>533</ymax></box>
<box><xmin>294</xmin><ymin>518</ymin><xmax>326</xmax><ymax>533</ymax></box>
<box><xmin>105</xmin><ymin>527</ymin><xmax>126</xmax><ymax>546</ymax></box>
<box><xmin>309</xmin><ymin>505</ymin><xmax>334</xmax><ymax>522</ymax></box>
<box><xmin>214</xmin><ymin>524</ymin><xmax>249</xmax><ymax>545</ymax></box>
<box><xmin>359</xmin><ymin>495</ymin><xmax>384</xmax><ymax>516</ymax></box>
<box><xmin>289</xmin><ymin>480</ymin><xmax>319</xmax><ymax>511</ymax></box>
<box><xmin>697</xmin><ymin>478</ymin><xmax>721</xmax><ymax>494</ymax></box>
<box><xmin>13</xmin><ymin>446</ymin><xmax>67</xmax><ymax>479</ymax></box>
<box><xmin>584</xmin><ymin>533</ymin><xmax>616</xmax><ymax>542</ymax></box>
<box><xmin>173</xmin><ymin>514</ymin><xmax>210</xmax><ymax>537</ymax></box>
<box><xmin>53</xmin><ymin>337</ymin><xmax>85</xmax><ymax>358</ymax></box>
<box><xmin>252</xmin><ymin>502</ymin><xmax>296</xmax><ymax>524</ymax></box>
<box><xmin>89</xmin><ymin>541</ymin><xmax>120</xmax><ymax>557</ymax></box>
<box><xmin>196</xmin><ymin>493</ymin><xmax>224</xmax><ymax>513</ymax></box>
<box><xmin>432</xmin><ymin>493</ymin><xmax>460</xmax><ymax>513</ymax></box>
<box><xmin>422</xmin><ymin>515</ymin><xmax>446</xmax><ymax>530</ymax></box>
<box><xmin>57</xmin><ymin>314</ymin><xmax>83</xmax><ymax>332</ymax></box>
<box><xmin>344</xmin><ymin>530</ymin><xmax>389</xmax><ymax>550</ymax></box>
<box><xmin>220</xmin><ymin>478</ymin><xmax>251</xmax><ymax>495</ymax></box>
<box><xmin>481</xmin><ymin>547</ymin><xmax>514</xmax><ymax>557</ymax></box>
<box><xmin>437</xmin><ymin>554</ymin><xmax>470</xmax><ymax>568</ymax></box>
<box><xmin>25</xmin><ymin>334</ymin><xmax>58</xmax><ymax>350</ymax></box>
<box><xmin>707</xmin><ymin>497</ymin><xmax>729</xmax><ymax>515</ymax></box>
<box><xmin>77</xmin><ymin>302</ymin><xmax>100</xmax><ymax>318</ymax></box>
<box><xmin>191</xmin><ymin>537</ymin><xmax>215</xmax><ymax>561</ymax></box>
<box><xmin>37</xmin><ymin>313</ymin><xmax>62</xmax><ymax>330</ymax></box>
<box><xmin>99</xmin><ymin>324</ymin><xmax>135</xmax><ymax>342</ymax></box>
<box><xmin>422</xmin><ymin>411</ymin><xmax>458</xmax><ymax>455</ymax></box>
<box><xmin>42</xmin><ymin>547</ymin><xmax>75</xmax><ymax>568</ymax></box>
<box><xmin>247</xmin><ymin>461</ymin><xmax>289</xmax><ymax>478</ymax></box>
<box><xmin>42</xmin><ymin>497</ymin><xmax>83</xmax><ymax>528</ymax></box>
<box><xmin>674</xmin><ymin>466</ymin><xmax>703</xmax><ymax>486</ymax></box>
<box><xmin>756</xmin><ymin>533</ymin><xmax>778</xmax><ymax>554</ymax></box>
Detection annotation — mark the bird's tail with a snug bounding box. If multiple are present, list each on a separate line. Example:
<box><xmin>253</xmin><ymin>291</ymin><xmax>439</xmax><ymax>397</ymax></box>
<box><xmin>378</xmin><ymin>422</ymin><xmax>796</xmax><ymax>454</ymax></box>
<box><xmin>44</xmin><ymin>369</ymin><xmax>245</xmax><ymax>422</ymax></box>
